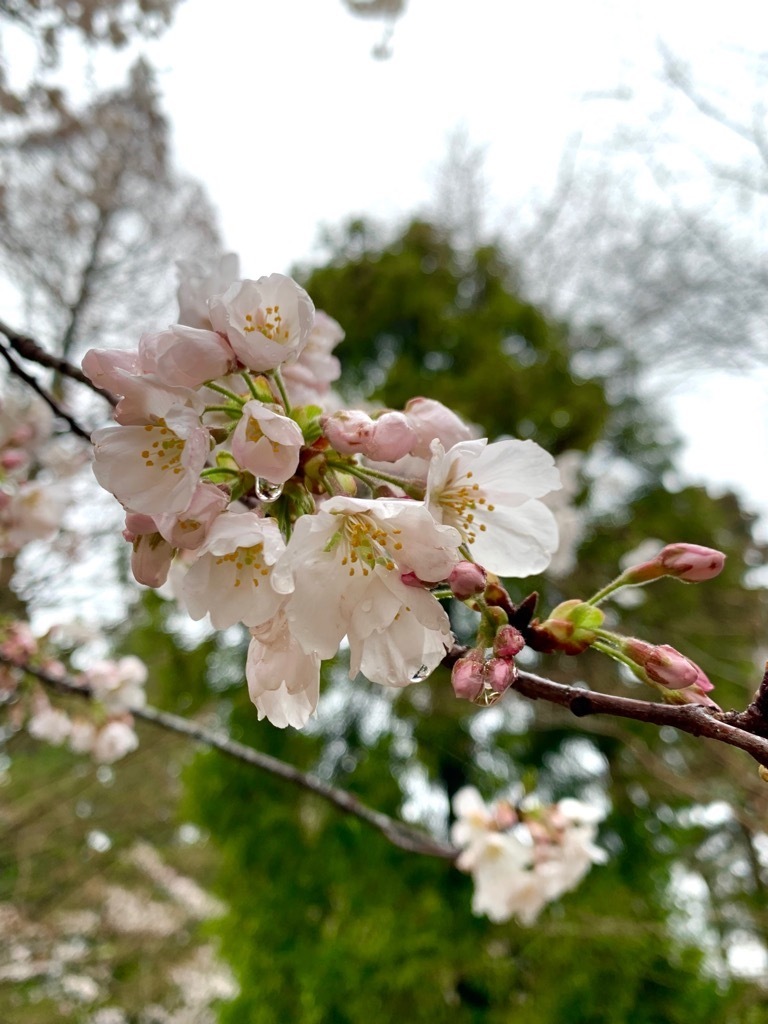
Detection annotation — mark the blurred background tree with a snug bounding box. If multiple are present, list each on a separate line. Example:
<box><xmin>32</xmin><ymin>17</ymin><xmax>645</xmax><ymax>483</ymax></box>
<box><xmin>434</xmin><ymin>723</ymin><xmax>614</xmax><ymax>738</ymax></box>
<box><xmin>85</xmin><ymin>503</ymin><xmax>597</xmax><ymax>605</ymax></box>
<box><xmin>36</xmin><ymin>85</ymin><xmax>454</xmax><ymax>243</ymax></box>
<box><xmin>178</xmin><ymin>217</ymin><xmax>768</xmax><ymax>1022</ymax></box>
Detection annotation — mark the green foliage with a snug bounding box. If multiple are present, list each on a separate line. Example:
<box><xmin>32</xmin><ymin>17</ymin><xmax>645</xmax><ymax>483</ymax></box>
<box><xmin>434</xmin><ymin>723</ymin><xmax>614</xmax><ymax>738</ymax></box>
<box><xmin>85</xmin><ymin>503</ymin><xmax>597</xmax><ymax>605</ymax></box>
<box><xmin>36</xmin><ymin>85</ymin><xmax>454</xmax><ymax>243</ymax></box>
<box><xmin>175</xmin><ymin>218</ymin><xmax>768</xmax><ymax>1020</ymax></box>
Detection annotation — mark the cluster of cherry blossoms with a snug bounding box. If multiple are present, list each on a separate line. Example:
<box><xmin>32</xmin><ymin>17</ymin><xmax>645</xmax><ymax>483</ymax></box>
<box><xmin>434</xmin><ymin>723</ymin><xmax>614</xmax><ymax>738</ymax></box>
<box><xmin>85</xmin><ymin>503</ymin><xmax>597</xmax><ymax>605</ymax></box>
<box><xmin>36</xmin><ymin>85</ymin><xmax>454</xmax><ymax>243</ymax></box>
<box><xmin>82</xmin><ymin>258</ymin><xmax>563</xmax><ymax>728</ymax></box>
<box><xmin>0</xmin><ymin>390</ymin><xmax>83</xmax><ymax>556</ymax></box>
<box><xmin>451</xmin><ymin>786</ymin><xmax>607</xmax><ymax>924</ymax></box>
<box><xmin>0</xmin><ymin>621</ymin><xmax>146</xmax><ymax>764</ymax></box>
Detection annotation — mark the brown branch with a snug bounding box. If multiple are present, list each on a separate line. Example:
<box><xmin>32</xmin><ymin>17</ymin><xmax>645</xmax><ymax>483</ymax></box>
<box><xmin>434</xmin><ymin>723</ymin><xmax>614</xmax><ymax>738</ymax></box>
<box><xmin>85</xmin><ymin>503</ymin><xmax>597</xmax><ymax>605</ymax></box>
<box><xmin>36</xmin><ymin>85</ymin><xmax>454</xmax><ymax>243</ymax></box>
<box><xmin>0</xmin><ymin>319</ymin><xmax>117</xmax><ymax>406</ymax></box>
<box><xmin>0</xmin><ymin>340</ymin><xmax>92</xmax><ymax>441</ymax></box>
<box><xmin>514</xmin><ymin>669</ymin><xmax>768</xmax><ymax>769</ymax></box>
<box><xmin>0</xmin><ymin>653</ymin><xmax>457</xmax><ymax>861</ymax></box>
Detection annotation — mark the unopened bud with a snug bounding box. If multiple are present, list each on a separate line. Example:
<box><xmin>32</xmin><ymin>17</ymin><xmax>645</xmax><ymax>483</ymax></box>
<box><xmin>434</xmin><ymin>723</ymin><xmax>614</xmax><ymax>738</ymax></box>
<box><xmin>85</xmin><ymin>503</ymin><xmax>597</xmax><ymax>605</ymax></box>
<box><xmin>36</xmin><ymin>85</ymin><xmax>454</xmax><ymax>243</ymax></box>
<box><xmin>533</xmin><ymin>600</ymin><xmax>603</xmax><ymax>655</ymax></box>
<box><xmin>486</xmin><ymin>657</ymin><xmax>516</xmax><ymax>694</ymax></box>
<box><xmin>449</xmin><ymin>561</ymin><xmax>487</xmax><ymax>600</ymax></box>
<box><xmin>657</xmin><ymin>543</ymin><xmax>726</xmax><ymax>583</ymax></box>
<box><xmin>624</xmin><ymin>639</ymin><xmax>701</xmax><ymax>690</ymax></box>
<box><xmin>622</xmin><ymin>542</ymin><xmax>726</xmax><ymax>585</ymax></box>
<box><xmin>493</xmin><ymin>625</ymin><xmax>525</xmax><ymax>659</ymax></box>
<box><xmin>451</xmin><ymin>651</ymin><xmax>486</xmax><ymax>700</ymax></box>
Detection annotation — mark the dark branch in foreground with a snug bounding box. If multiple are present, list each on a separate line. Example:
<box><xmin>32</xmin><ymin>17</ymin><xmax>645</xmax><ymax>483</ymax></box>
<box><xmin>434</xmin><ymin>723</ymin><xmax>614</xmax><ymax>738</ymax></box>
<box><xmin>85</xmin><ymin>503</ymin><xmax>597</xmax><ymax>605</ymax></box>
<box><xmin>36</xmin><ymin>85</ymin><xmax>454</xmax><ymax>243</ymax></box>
<box><xmin>0</xmin><ymin>319</ymin><xmax>117</xmax><ymax>406</ymax></box>
<box><xmin>0</xmin><ymin>654</ymin><xmax>457</xmax><ymax>861</ymax></box>
<box><xmin>0</xmin><ymin>339</ymin><xmax>92</xmax><ymax>441</ymax></box>
<box><xmin>512</xmin><ymin>669</ymin><xmax>768</xmax><ymax>769</ymax></box>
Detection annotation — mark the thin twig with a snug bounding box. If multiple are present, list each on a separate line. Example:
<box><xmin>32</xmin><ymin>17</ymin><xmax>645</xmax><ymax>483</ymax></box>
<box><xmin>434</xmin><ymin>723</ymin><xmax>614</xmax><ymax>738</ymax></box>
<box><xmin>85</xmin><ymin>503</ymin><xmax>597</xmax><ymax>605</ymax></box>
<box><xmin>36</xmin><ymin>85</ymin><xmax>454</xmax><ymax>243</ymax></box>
<box><xmin>0</xmin><ymin>341</ymin><xmax>92</xmax><ymax>441</ymax></box>
<box><xmin>1</xmin><ymin>654</ymin><xmax>457</xmax><ymax>861</ymax></box>
<box><xmin>514</xmin><ymin>670</ymin><xmax>768</xmax><ymax>769</ymax></box>
<box><xmin>0</xmin><ymin>319</ymin><xmax>117</xmax><ymax>406</ymax></box>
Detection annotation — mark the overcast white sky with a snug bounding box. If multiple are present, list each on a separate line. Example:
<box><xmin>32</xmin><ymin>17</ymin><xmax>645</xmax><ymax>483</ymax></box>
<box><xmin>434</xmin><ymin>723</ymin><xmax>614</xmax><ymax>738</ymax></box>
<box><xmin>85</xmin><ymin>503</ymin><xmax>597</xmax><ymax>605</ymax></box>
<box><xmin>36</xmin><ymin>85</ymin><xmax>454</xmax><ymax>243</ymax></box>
<box><xmin>12</xmin><ymin>0</ymin><xmax>768</xmax><ymax>529</ymax></box>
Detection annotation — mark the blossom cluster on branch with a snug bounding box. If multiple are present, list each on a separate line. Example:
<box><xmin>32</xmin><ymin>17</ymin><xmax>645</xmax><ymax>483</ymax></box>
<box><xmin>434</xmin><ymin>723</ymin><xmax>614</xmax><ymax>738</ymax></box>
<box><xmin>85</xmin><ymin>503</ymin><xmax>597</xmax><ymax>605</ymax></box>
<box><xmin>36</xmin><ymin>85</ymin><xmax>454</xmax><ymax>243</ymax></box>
<box><xmin>0</xmin><ymin>252</ymin><xmax>743</xmax><ymax>925</ymax></box>
<box><xmin>82</xmin><ymin>257</ymin><xmax>564</xmax><ymax>728</ymax></box>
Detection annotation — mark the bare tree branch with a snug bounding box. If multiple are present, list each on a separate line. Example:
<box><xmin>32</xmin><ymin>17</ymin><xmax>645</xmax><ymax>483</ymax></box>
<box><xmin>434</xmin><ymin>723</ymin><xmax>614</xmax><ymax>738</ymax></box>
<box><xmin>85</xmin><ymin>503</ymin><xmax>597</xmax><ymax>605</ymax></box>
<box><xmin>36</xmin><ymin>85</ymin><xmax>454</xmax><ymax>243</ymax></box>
<box><xmin>0</xmin><ymin>338</ymin><xmax>91</xmax><ymax>440</ymax></box>
<box><xmin>0</xmin><ymin>318</ymin><xmax>116</xmax><ymax>404</ymax></box>
<box><xmin>0</xmin><ymin>653</ymin><xmax>458</xmax><ymax>861</ymax></box>
<box><xmin>512</xmin><ymin>669</ymin><xmax>768</xmax><ymax>770</ymax></box>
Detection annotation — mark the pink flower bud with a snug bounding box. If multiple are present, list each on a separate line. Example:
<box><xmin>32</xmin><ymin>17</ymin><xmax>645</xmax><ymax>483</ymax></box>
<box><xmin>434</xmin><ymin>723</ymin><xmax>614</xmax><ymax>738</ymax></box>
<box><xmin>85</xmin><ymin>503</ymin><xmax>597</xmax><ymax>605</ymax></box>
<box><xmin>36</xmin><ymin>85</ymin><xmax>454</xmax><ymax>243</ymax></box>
<box><xmin>322</xmin><ymin>409</ymin><xmax>417</xmax><ymax>462</ymax></box>
<box><xmin>624</xmin><ymin>639</ymin><xmax>709</xmax><ymax>691</ymax></box>
<box><xmin>451</xmin><ymin>651</ymin><xmax>486</xmax><ymax>700</ymax></box>
<box><xmin>486</xmin><ymin>657</ymin><xmax>516</xmax><ymax>694</ymax></box>
<box><xmin>493</xmin><ymin>625</ymin><xmax>525</xmax><ymax>659</ymax></box>
<box><xmin>449</xmin><ymin>561</ymin><xmax>487</xmax><ymax>600</ymax></box>
<box><xmin>656</xmin><ymin>543</ymin><xmax>726</xmax><ymax>583</ymax></box>
<box><xmin>623</xmin><ymin>542</ymin><xmax>726</xmax><ymax>585</ymax></box>
<box><xmin>322</xmin><ymin>410</ymin><xmax>376</xmax><ymax>454</ymax></box>
<box><xmin>404</xmin><ymin>397</ymin><xmax>474</xmax><ymax>459</ymax></box>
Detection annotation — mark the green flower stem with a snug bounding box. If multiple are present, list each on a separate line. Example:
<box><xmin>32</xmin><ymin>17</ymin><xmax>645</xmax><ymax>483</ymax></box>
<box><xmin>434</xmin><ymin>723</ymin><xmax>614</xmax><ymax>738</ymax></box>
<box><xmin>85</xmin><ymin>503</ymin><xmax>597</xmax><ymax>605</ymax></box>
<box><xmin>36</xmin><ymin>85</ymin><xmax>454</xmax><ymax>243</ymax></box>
<box><xmin>205</xmin><ymin>382</ymin><xmax>246</xmax><ymax>405</ymax></box>
<box><xmin>200</xmin><ymin>466</ymin><xmax>242</xmax><ymax>480</ymax></box>
<box><xmin>584</xmin><ymin>572</ymin><xmax>635</xmax><ymax>606</ymax></box>
<box><xmin>203</xmin><ymin>405</ymin><xmax>243</xmax><ymax>417</ymax></box>
<box><xmin>270</xmin><ymin>367</ymin><xmax>292</xmax><ymax>413</ymax></box>
<box><xmin>592</xmin><ymin>639</ymin><xmax>646</xmax><ymax>682</ymax></box>
<box><xmin>240</xmin><ymin>371</ymin><xmax>262</xmax><ymax>401</ymax></box>
<box><xmin>326</xmin><ymin>460</ymin><xmax>425</xmax><ymax>500</ymax></box>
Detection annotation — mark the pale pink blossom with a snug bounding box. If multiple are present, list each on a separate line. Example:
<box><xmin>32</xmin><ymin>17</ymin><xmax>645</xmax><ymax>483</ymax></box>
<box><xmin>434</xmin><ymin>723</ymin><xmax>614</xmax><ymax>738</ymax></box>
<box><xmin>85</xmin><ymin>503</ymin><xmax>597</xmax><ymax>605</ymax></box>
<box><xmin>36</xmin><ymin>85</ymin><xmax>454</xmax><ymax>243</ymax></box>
<box><xmin>182</xmin><ymin>512</ymin><xmax>285</xmax><ymax>629</ymax></box>
<box><xmin>282</xmin><ymin>310</ymin><xmax>343</xmax><ymax>406</ymax></box>
<box><xmin>346</xmin><ymin>567</ymin><xmax>453</xmax><ymax>686</ymax></box>
<box><xmin>68</xmin><ymin>718</ymin><xmax>96</xmax><ymax>754</ymax></box>
<box><xmin>84</xmin><ymin>656</ymin><xmax>147</xmax><ymax>711</ymax></box>
<box><xmin>138</xmin><ymin>325</ymin><xmax>237</xmax><ymax>388</ymax></box>
<box><xmin>452</xmin><ymin>787</ymin><xmax>606</xmax><ymax>924</ymax></box>
<box><xmin>92</xmin><ymin>720</ymin><xmax>139</xmax><ymax>763</ymax></box>
<box><xmin>230</xmin><ymin>401</ymin><xmax>304</xmax><ymax>484</ymax></box>
<box><xmin>92</xmin><ymin>405</ymin><xmax>210</xmax><ymax>516</ymax></box>
<box><xmin>272</xmin><ymin>497</ymin><xmax>460</xmax><ymax>674</ymax></box>
<box><xmin>28</xmin><ymin>702</ymin><xmax>71</xmax><ymax>745</ymax></box>
<box><xmin>154</xmin><ymin>483</ymin><xmax>229</xmax><ymax>550</ymax></box>
<box><xmin>177</xmin><ymin>253</ymin><xmax>240</xmax><ymax>330</ymax></box>
<box><xmin>246</xmin><ymin>612</ymin><xmax>321</xmax><ymax>729</ymax></box>
<box><xmin>405</xmin><ymin>398</ymin><xmax>474</xmax><ymax>459</ymax></box>
<box><xmin>427</xmin><ymin>438</ymin><xmax>561</xmax><ymax>577</ymax></box>
<box><xmin>209</xmin><ymin>274</ymin><xmax>315</xmax><ymax>372</ymax></box>
<box><xmin>323</xmin><ymin>410</ymin><xmax>417</xmax><ymax>462</ymax></box>
<box><xmin>0</xmin><ymin>482</ymin><xmax>68</xmax><ymax>553</ymax></box>
<box><xmin>124</xmin><ymin>513</ymin><xmax>174</xmax><ymax>587</ymax></box>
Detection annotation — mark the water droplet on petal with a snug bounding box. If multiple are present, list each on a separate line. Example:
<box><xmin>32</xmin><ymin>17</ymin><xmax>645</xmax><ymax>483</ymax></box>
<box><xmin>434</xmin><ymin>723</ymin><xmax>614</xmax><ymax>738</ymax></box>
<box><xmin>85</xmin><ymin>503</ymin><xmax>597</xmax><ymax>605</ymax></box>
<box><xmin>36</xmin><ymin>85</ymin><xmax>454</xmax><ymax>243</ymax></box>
<box><xmin>409</xmin><ymin>664</ymin><xmax>430</xmax><ymax>683</ymax></box>
<box><xmin>361</xmin><ymin>600</ymin><xmax>373</xmax><ymax>613</ymax></box>
<box><xmin>255</xmin><ymin>478</ymin><xmax>283</xmax><ymax>503</ymax></box>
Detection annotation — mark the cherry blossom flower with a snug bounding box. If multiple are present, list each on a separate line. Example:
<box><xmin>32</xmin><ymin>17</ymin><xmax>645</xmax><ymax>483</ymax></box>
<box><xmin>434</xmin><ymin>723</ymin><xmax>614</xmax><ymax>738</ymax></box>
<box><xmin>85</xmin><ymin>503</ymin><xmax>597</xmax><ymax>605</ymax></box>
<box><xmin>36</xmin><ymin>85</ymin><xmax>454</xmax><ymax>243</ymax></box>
<box><xmin>452</xmin><ymin>787</ymin><xmax>607</xmax><ymax>924</ymax></box>
<box><xmin>272</xmin><ymin>497</ymin><xmax>460</xmax><ymax>681</ymax></box>
<box><xmin>92</xmin><ymin>405</ymin><xmax>210</xmax><ymax>516</ymax></box>
<box><xmin>346</xmin><ymin>566</ymin><xmax>453</xmax><ymax>686</ymax></box>
<box><xmin>92</xmin><ymin>720</ymin><xmax>139</xmax><ymax>763</ymax></box>
<box><xmin>138</xmin><ymin>325</ymin><xmax>237</xmax><ymax>388</ymax></box>
<box><xmin>177</xmin><ymin>252</ymin><xmax>240</xmax><ymax>330</ymax></box>
<box><xmin>230</xmin><ymin>401</ymin><xmax>304</xmax><ymax>484</ymax></box>
<box><xmin>427</xmin><ymin>438</ymin><xmax>561</xmax><ymax>577</ymax></box>
<box><xmin>322</xmin><ymin>409</ymin><xmax>417</xmax><ymax>462</ymax></box>
<box><xmin>209</xmin><ymin>274</ymin><xmax>315</xmax><ymax>372</ymax></box>
<box><xmin>28</xmin><ymin>702</ymin><xmax>71</xmax><ymax>745</ymax></box>
<box><xmin>182</xmin><ymin>512</ymin><xmax>285</xmax><ymax>629</ymax></box>
<box><xmin>282</xmin><ymin>310</ymin><xmax>344</xmax><ymax>407</ymax></box>
<box><xmin>246</xmin><ymin>611</ymin><xmax>321</xmax><ymax>729</ymax></box>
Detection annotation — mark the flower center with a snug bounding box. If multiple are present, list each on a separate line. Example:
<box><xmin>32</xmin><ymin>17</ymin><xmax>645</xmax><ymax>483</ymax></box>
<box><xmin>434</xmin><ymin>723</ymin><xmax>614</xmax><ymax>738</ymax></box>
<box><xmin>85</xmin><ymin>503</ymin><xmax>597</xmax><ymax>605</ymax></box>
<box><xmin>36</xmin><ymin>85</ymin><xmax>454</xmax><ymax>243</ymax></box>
<box><xmin>215</xmin><ymin>542</ymin><xmax>271</xmax><ymax>588</ymax></box>
<box><xmin>140</xmin><ymin>421</ymin><xmax>184</xmax><ymax>475</ymax></box>
<box><xmin>242</xmin><ymin>305</ymin><xmax>290</xmax><ymax>343</ymax></box>
<box><xmin>439</xmin><ymin>470</ymin><xmax>492</xmax><ymax>545</ymax></box>
<box><xmin>331</xmin><ymin>513</ymin><xmax>404</xmax><ymax>577</ymax></box>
